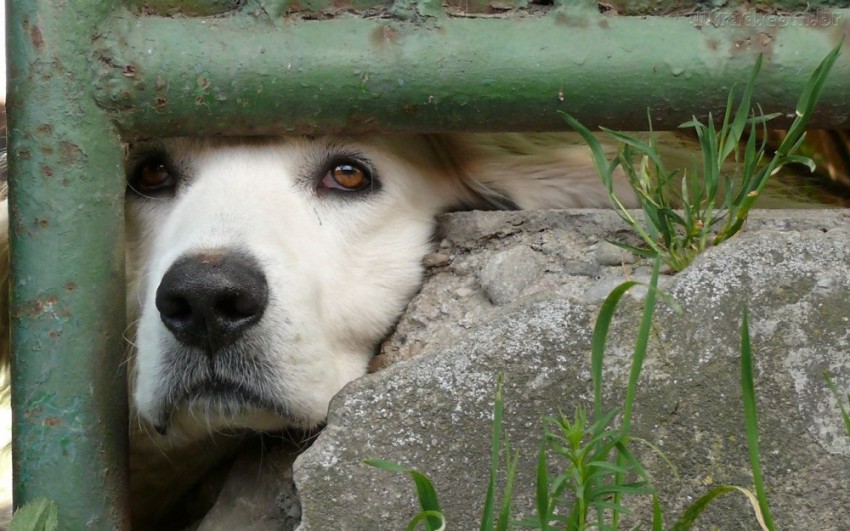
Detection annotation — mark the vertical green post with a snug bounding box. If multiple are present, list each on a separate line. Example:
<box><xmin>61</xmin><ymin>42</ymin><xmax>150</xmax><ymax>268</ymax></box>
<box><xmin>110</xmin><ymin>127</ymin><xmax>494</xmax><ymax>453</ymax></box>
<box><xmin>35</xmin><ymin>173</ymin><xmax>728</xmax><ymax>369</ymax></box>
<box><xmin>7</xmin><ymin>0</ymin><xmax>129</xmax><ymax>527</ymax></box>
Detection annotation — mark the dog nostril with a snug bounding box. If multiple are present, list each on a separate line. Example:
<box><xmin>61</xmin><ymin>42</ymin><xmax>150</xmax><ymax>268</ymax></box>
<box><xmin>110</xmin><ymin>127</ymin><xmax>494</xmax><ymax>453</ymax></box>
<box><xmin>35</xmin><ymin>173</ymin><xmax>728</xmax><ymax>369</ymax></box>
<box><xmin>155</xmin><ymin>251</ymin><xmax>269</xmax><ymax>353</ymax></box>
<box><xmin>158</xmin><ymin>295</ymin><xmax>192</xmax><ymax>320</ymax></box>
<box><xmin>215</xmin><ymin>290</ymin><xmax>264</xmax><ymax>320</ymax></box>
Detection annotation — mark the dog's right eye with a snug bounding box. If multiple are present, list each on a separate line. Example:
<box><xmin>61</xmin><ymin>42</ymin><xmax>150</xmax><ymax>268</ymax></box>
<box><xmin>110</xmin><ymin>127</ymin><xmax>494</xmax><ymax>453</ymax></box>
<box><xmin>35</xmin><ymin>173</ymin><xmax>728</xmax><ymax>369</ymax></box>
<box><xmin>129</xmin><ymin>157</ymin><xmax>176</xmax><ymax>196</ymax></box>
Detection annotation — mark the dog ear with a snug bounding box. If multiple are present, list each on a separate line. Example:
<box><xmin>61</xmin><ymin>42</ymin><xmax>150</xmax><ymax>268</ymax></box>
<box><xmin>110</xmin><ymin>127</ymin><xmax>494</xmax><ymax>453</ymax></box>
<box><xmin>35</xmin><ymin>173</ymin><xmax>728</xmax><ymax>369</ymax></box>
<box><xmin>435</xmin><ymin>133</ymin><xmax>639</xmax><ymax>210</ymax></box>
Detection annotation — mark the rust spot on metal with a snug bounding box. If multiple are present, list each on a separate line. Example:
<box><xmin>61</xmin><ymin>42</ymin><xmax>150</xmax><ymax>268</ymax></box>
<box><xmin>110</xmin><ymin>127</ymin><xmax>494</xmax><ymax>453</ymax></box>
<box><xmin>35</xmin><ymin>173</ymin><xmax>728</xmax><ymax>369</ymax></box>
<box><xmin>48</xmin><ymin>330</ymin><xmax>61</xmax><ymax>339</ymax></box>
<box><xmin>36</xmin><ymin>218</ymin><xmax>49</xmax><ymax>228</ymax></box>
<box><xmin>24</xmin><ymin>407</ymin><xmax>43</xmax><ymax>420</ymax></box>
<box><xmin>36</xmin><ymin>124</ymin><xmax>52</xmax><ymax>135</ymax></box>
<box><xmin>197</xmin><ymin>75</ymin><xmax>211</xmax><ymax>90</ymax></box>
<box><xmin>554</xmin><ymin>12</ymin><xmax>588</xmax><ymax>28</ymax></box>
<box><xmin>155</xmin><ymin>97</ymin><xmax>167</xmax><ymax>109</ymax></box>
<box><xmin>122</xmin><ymin>65</ymin><xmax>137</xmax><ymax>78</ymax></box>
<box><xmin>29</xmin><ymin>23</ymin><xmax>44</xmax><ymax>50</ymax></box>
<box><xmin>14</xmin><ymin>298</ymin><xmax>43</xmax><ymax>318</ymax></box>
<box><xmin>46</xmin><ymin>296</ymin><xmax>58</xmax><ymax>305</ymax></box>
<box><xmin>65</xmin><ymin>282</ymin><xmax>77</xmax><ymax>292</ymax></box>
<box><xmin>44</xmin><ymin>417</ymin><xmax>62</xmax><ymax>427</ymax></box>
<box><xmin>41</xmin><ymin>166</ymin><xmax>53</xmax><ymax>178</ymax></box>
<box><xmin>18</xmin><ymin>149</ymin><xmax>31</xmax><ymax>160</ymax></box>
<box><xmin>370</xmin><ymin>25</ymin><xmax>401</xmax><ymax>47</ymax></box>
<box><xmin>60</xmin><ymin>142</ymin><xmax>85</xmax><ymax>165</ymax></box>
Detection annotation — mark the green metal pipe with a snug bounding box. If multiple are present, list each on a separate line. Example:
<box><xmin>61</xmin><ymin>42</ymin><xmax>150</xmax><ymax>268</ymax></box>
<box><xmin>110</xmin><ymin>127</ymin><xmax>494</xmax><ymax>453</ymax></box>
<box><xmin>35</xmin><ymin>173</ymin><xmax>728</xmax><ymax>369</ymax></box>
<box><xmin>96</xmin><ymin>8</ymin><xmax>850</xmax><ymax>138</ymax></box>
<box><xmin>7</xmin><ymin>0</ymin><xmax>129</xmax><ymax>528</ymax></box>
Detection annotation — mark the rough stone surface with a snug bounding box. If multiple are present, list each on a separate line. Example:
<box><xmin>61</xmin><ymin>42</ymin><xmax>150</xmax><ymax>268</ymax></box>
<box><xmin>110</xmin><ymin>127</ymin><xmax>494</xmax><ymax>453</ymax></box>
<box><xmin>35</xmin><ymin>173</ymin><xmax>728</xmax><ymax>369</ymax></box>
<box><xmin>193</xmin><ymin>438</ymin><xmax>302</xmax><ymax>531</ymax></box>
<box><xmin>293</xmin><ymin>209</ymin><xmax>850</xmax><ymax>530</ymax></box>
<box><xmin>478</xmin><ymin>244</ymin><xmax>545</xmax><ymax>305</ymax></box>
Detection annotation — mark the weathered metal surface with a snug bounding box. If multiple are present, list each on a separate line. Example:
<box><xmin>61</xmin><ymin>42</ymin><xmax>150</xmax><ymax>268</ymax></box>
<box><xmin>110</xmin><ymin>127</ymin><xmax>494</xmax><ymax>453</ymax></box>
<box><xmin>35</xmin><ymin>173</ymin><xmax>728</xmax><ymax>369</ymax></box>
<box><xmin>7</xmin><ymin>0</ymin><xmax>129</xmax><ymax>528</ymax></box>
<box><xmin>606</xmin><ymin>1</ymin><xmax>850</xmax><ymax>16</ymax></box>
<box><xmin>95</xmin><ymin>7</ymin><xmax>850</xmax><ymax>138</ymax></box>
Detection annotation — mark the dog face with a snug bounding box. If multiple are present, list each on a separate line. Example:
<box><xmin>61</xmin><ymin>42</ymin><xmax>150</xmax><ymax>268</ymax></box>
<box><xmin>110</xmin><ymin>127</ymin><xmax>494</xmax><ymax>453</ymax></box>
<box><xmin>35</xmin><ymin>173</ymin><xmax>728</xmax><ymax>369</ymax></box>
<box><xmin>126</xmin><ymin>136</ymin><xmax>475</xmax><ymax>435</ymax></box>
<box><xmin>125</xmin><ymin>133</ymin><xmax>619</xmax><ymax>438</ymax></box>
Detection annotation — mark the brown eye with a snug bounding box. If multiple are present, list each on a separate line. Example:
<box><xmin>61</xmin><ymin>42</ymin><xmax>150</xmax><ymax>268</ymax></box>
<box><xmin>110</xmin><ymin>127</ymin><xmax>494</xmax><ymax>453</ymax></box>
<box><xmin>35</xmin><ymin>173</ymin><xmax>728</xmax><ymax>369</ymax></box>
<box><xmin>321</xmin><ymin>162</ymin><xmax>371</xmax><ymax>192</ymax></box>
<box><xmin>130</xmin><ymin>157</ymin><xmax>176</xmax><ymax>195</ymax></box>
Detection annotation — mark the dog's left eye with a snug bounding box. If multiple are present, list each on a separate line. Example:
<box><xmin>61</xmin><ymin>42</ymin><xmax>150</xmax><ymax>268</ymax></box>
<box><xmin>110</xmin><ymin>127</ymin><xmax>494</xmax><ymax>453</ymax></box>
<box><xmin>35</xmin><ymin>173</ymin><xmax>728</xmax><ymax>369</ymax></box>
<box><xmin>129</xmin><ymin>157</ymin><xmax>177</xmax><ymax>196</ymax></box>
<box><xmin>320</xmin><ymin>161</ymin><xmax>372</xmax><ymax>192</ymax></box>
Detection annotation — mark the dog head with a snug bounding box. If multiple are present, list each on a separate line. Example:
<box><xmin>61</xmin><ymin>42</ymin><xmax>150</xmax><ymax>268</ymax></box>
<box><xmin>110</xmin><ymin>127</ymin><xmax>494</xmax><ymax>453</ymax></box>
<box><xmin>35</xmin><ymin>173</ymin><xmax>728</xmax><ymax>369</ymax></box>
<box><xmin>125</xmin><ymin>134</ymin><xmax>618</xmax><ymax>437</ymax></box>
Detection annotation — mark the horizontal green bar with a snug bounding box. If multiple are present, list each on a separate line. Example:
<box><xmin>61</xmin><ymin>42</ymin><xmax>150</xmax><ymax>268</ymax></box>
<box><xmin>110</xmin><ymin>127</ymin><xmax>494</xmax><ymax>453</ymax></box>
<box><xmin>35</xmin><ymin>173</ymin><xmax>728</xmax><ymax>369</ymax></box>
<box><xmin>97</xmin><ymin>8</ymin><xmax>850</xmax><ymax>137</ymax></box>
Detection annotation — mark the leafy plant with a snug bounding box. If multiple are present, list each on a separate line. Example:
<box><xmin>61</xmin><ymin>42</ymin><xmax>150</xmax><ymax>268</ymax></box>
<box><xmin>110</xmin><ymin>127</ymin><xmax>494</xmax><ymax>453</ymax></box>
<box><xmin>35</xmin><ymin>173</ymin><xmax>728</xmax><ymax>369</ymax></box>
<box><xmin>561</xmin><ymin>44</ymin><xmax>841</xmax><ymax>271</ymax></box>
<box><xmin>9</xmin><ymin>498</ymin><xmax>58</xmax><ymax>531</ymax></box>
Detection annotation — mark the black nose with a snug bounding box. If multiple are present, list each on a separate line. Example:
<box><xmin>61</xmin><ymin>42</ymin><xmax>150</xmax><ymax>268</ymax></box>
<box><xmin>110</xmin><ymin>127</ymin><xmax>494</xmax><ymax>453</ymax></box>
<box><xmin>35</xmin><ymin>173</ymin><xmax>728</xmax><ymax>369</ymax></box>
<box><xmin>155</xmin><ymin>251</ymin><xmax>269</xmax><ymax>354</ymax></box>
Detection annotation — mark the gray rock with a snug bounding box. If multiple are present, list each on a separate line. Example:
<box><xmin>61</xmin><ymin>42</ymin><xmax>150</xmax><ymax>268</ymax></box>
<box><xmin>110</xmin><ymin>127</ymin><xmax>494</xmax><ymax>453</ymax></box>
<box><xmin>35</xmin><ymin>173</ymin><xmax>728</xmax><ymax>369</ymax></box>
<box><xmin>294</xmin><ymin>210</ymin><xmax>850</xmax><ymax>531</ymax></box>
<box><xmin>595</xmin><ymin>240</ymin><xmax>637</xmax><ymax>266</ymax></box>
<box><xmin>478</xmin><ymin>245</ymin><xmax>544</xmax><ymax>305</ymax></box>
<box><xmin>196</xmin><ymin>440</ymin><xmax>301</xmax><ymax>531</ymax></box>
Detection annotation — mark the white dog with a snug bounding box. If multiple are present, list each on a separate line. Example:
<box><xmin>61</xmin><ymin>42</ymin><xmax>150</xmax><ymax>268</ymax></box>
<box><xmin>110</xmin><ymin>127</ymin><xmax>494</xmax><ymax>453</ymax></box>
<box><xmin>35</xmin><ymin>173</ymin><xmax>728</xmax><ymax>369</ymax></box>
<box><xmin>4</xmin><ymin>133</ymin><xmax>633</xmax><ymax>526</ymax></box>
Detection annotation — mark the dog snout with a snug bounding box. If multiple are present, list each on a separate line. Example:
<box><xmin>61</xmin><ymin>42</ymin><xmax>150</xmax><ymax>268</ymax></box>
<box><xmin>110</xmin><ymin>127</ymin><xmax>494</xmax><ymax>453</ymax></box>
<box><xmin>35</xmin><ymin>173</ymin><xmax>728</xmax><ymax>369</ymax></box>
<box><xmin>155</xmin><ymin>251</ymin><xmax>268</xmax><ymax>354</ymax></box>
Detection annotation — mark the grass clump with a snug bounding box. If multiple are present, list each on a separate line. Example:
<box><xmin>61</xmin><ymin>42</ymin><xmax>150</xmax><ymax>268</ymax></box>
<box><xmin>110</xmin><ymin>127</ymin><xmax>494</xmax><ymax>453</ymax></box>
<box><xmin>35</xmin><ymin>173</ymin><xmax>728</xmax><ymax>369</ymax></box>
<box><xmin>561</xmin><ymin>44</ymin><xmax>841</xmax><ymax>271</ymax></box>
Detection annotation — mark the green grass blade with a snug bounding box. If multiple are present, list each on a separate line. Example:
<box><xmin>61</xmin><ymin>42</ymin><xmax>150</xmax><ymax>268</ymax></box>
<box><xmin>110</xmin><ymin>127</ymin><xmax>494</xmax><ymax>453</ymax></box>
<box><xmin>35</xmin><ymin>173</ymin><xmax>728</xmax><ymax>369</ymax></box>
<box><xmin>740</xmin><ymin>306</ymin><xmax>776</xmax><ymax>531</ymax></box>
<box><xmin>364</xmin><ymin>459</ymin><xmax>444</xmax><ymax>531</ymax></box>
<box><xmin>559</xmin><ymin>111</ymin><xmax>616</xmax><ymax>181</ymax></box>
<box><xmin>406</xmin><ymin>511</ymin><xmax>447</xmax><ymax>531</ymax></box>
<box><xmin>590</xmin><ymin>482</ymin><xmax>654</xmax><ymax>497</ymax></box>
<box><xmin>481</xmin><ymin>374</ymin><xmax>505</xmax><ymax>531</ymax></box>
<box><xmin>601</xmin><ymin>128</ymin><xmax>669</xmax><ymax>174</ymax></box>
<box><xmin>496</xmin><ymin>443</ymin><xmax>519</xmax><ymax>531</ymax></box>
<box><xmin>605</xmin><ymin>240</ymin><xmax>657</xmax><ymax>259</ymax></box>
<box><xmin>629</xmin><ymin>436</ymin><xmax>679</xmax><ymax>480</ymax></box>
<box><xmin>726</xmin><ymin>54</ymin><xmax>762</xmax><ymax>154</ymax></box>
<box><xmin>622</xmin><ymin>257</ymin><xmax>662</xmax><ymax>433</ymax></box>
<box><xmin>591</xmin><ymin>280</ymin><xmax>641</xmax><ymax>420</ymax></box>
<box><xmin>715</xmin><ymin>88</ymin><xmax>734</xmax><ymax>159</ymax></box>
<box><xmin>652</xmin><ymin>494</ymin><xmax>664</xmax><ymax>531</ymax></box>
<box><xmin>364</xmin><ymin>458</ymin><xmax>409</xmax><ymax>473</ymax></box>
<box><xmin>671</xmin><ymin>485</ymin><xmax>769</xmax><ymax>531</ymax></box>
<box><xmin>535</xmin><ymin>443</ymin><xmax>552</xmax><ymax>531</ymax></box>
<box><xmin>781</xmin><ymin>41</ymin><xmax>842</xmax><ymax>153</ymax></box>
<box><xmin>586</xmin><ymin>460</ymin><xmax>632</xmax><ymax>475</ymax></box>
<box><xmin>410</xmin><ymin>470</ymin><xmax>445</xmax><ymax>530</ymax></box>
